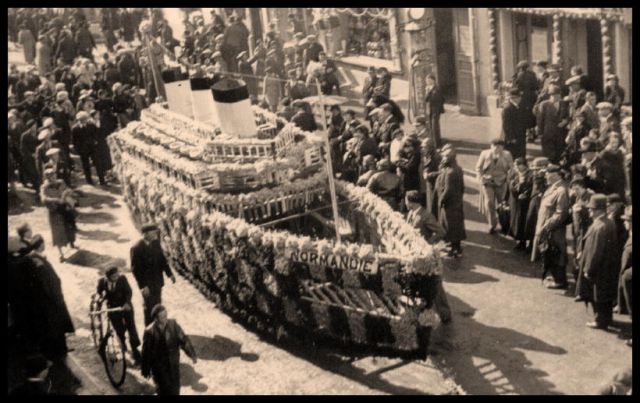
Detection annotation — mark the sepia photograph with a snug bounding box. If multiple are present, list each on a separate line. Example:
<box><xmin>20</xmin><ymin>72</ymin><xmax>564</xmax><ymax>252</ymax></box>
<box><xmin>6</xmin><ymin>6</ymin><xmax>633</xmax><ymax>395</ymax></box>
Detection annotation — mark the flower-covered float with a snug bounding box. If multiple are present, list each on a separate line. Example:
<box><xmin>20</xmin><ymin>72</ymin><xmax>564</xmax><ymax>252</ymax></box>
<box><xmin>108</xmin><ymin>75</ymin><xmax>444</xmax><ymax>357</ymax></box>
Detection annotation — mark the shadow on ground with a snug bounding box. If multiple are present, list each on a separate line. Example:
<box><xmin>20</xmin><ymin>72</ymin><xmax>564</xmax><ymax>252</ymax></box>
<box><xmin>77</xmin><ymin>211</ymin><xmax>116</xmax><ymax>225</ymax></box>
<box><xmin>77</xmin><ymin>229</ymin><xmax>130</xmax><ymax>243</ymax></box>
<box><xmin>65</xmin><ymin>249</ymin><xmax>127</xmax><ymax>271</ymax></box>
<box><xmin>77</xmin><ymin>189</ymin><xmax>120</xmax><ymax>210</ymax></box>
<box><xmin>429</xmin><ymin>294</ymin><xmax>566</xmax><ymax>395</ymax></box>
<box><xmin>179</xmin><ymin>362</ymin><xmax>208</xmax><ymax>393</ymax></box>
<box><xmin>188</xmin><ymin>335</ymin><xmax>259</xmax><ymax>363</ymax></box>
<box><xmin>8</xmin><ymin>188</ymin><xmax>35</xmax><ymax>216</ymax></box>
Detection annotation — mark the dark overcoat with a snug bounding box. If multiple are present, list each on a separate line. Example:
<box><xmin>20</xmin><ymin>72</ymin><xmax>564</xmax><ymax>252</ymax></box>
<box><xmin>502</xmin><ymin>102</ymin><xmax>528</xmax><ymax>159</ymax></box>
<box><xmin>617</xmin><ymin>235</ymin><xmax>632</xmax><ymax>315</ymax></box>
<box><xmin>435</xmin><ymin>162</ymin><xmax>466</xmax><ymax>242</ymax></box>
<box><xmin>142</xmin><ymin>319</ymin><xmax>196</xmax><ymax>396</ymax></box>
<box><xmin>419</xmin><ymin>151</ymin><xmax>442</xmax><ymax>216</ymax></box>
<box><xmin>536</xmin><ymin>99</ymin><xmax>570</xmax><ymax>163</ymax></box>
<box><xmin>130</xmin><ymin>239</ymin><xmax>174</xmax><ymax>292</ymax></box>
<box><xmin>508</xmin><ymin>168</ymin><xmax>533</xmax><ymax>241</ymax></box>
<box><xmin>578</xmin><ymin>215</ymin><xmax>620</xmax><ymax>303</ymax></box>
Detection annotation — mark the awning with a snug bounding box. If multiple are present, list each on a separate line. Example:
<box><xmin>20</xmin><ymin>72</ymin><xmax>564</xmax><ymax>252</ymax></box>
<box><xmin>502</xmin><ymin>8</ymin><xmax>627</xmax><ymax>22</ymax></box>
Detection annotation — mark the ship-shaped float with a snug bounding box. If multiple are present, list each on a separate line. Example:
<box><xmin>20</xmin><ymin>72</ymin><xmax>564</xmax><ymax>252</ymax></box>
<box><xmin>108</xmin><ymin>70</ymin><xmax>444</xmax><ymax>356</ymax></box>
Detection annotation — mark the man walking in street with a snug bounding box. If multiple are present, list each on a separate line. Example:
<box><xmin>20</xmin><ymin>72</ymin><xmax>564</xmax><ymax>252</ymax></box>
<box><xmin>533</xmin><ymin>164</ymin><xmax>570</xmax><ymax>289</ymax></box>
<box><xmin>579</xmin><ymin>194</ymin><xmax>620</xmax><ymax>330</ymax></box>
<box><xmin>141</xmin><ymin>305</ymin><xmax>197</xmax><ymax>395</ymax></box>
<box><xmin>96</xmin><ymin>266</ymin><xmax>142</xmax><ymax>365</ymax></box>
<box><xmin>131</xmin><ymin>223</ymin><xmax>176</xmax><ymax>326</ymax></box>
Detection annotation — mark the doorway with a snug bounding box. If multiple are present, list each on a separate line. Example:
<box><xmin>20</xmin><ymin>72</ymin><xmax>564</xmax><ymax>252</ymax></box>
<box><xmin>434</xmin><ymin>8</ymin><xmax>458</xmax><ymax>103</ymax></box>
<box><xmin>586</xmin><ymin>20</ymin><xmax>604</xmax><ymax>100</ymax></box>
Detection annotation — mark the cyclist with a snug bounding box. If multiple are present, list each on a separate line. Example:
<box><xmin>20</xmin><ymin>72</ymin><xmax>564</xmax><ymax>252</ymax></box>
<box><xmin>96</xmin><ymin>266</ymin><xmax>142</xmax><ymax>365</ymax></box>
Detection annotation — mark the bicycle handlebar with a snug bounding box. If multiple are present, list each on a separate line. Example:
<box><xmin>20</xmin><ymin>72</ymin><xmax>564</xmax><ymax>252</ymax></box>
<box><xmin>89</xmin><ymin>307</ymin><xmax>126</xmax><ymax>316</ymax></box>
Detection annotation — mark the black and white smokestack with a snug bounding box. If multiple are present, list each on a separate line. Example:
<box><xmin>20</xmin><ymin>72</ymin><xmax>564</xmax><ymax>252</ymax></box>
<box><xmin>161</xmin><ymin>68</ymin><xmax>193</xmax><ymax>118</ymax></box>
<box><xmin>190</xmin><ymin>77</ymin><xmax>219</xmax><ymax>126</ymax></box>
<box><xmin>211</xmin><ymin>78</ymin><xmax>258</xmax><ymax>138</ymax></box>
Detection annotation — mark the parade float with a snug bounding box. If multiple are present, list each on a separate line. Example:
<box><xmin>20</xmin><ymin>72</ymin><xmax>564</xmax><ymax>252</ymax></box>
<box><xmin>108</xmin><ymin>23</ymin><xmax>444</xmax><ymax>356</ymax></box>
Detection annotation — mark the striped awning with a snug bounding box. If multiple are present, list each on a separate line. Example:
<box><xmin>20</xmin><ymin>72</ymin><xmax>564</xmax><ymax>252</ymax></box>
<box><xmin>502</xmin><ymin>8</ymin><xmax>628</xmax><ymax>22</ymax></box>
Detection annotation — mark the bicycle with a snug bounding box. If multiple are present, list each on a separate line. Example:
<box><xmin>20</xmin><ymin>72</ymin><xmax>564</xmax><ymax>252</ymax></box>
<box><xmin>89</xmin><ymin>293</ymin><xmax>127</xmax><ymax>388</ymax></box>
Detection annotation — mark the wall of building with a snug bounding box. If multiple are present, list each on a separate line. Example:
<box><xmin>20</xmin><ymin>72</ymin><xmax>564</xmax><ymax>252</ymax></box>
<box><xmin>473</xmin><ymin>8</ymin><xmax>494</xmax><ymax>116</ymax></box>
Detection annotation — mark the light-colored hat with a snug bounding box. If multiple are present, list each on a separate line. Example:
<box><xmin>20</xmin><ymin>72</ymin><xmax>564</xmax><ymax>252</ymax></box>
<box><xmin>42</xmin><ymin>117</ymin><xmax>54</xmax><ymax>129</ymax></box>
<box><xmin>45</xmin><ymin>148</ymin><xmax>60</xmax><ymax>157</ymax></box>
<box><xmin>55</xmin><ymin>83</ymin><xmax>66</xmax><ymax>92</ymax></box>
<box><xmin>43</xmin><ymin>168</ymin><xmax>55</xmax><ymax>176</ymax></box>
<box><xmin>112</xmin><ymin>82</ymin><xmax>123</xmax><ymax>93</ymax></box>
<box><xmin>215</xmin><ymin>34</ymin><xmax>224</xmax><ymax>41</ymax></box>
<box><xmin>24</xmin><ymin>91</ymin><xmax>35</xmax><ymax>97</ymax></box>
<box><xmin>596</xmin><ymin>101</ymin><xmax>614</xmax><ymax>110</ymax></box>
<box><xmin>55</xmin><ymin>91</ymin><xmax>68</xmax><ymax>101</ymax></box>
<box><xmin>622</xmin><ymin>117</ymin><xmax>632</xmax><ymax>127</ymax></box>
<box><xmin>38</xmin><ymin>129</ymin><xmax>51</xmax><ymax>141</ymax></box>
<box><xmin>76</xmin><ymin>111</ymin><xmax>90</xmax><ymax>121</ymax></box>
<box><xmin>565</xmin><ymin>75</ymin><xmax>581</xmax><ymax>86</ymax></box>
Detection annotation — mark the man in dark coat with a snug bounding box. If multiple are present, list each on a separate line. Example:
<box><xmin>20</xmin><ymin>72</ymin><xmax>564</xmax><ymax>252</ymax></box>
<box><xmin>616</xmin><ymin>206</ymin><xmax>632</xmax><ymax>346</ymax></box>
<box><xmin>142</xmin><ymin>305</ymin><xmax>197</xmax><ymax>395</ymax></box>
<box><xmin>512</xmin><ymin>60</ymin><xmax>538</xmax><ymax>129</ymax></box>
<box><xmin>71</xmin><ymin>111</ymin><xmax>105</xmax><ymax>186</ymax></box>
<box><xmin>375</xmin><ymin>103</ymin><xmax>400</xmax><ymax>149</ymax></box>
<box><xmin>508</xmin><ymin>158</ymin><xmax>533</xmax><ymax>249</ymax></box>
<box><xmin>435</xmin><ymin>147</ymin><xmax>466</xmax><ymax>257</ymax></box>
<box><xmin>96</xmin><ymin>266</ymin><xmax>142</xmax><ymax>363</ymax></box>
<box><xmin>303</xmin><ymin>34</ymin><xmax>324</xmax><ymax>65</ymax></box>
<box><xmin>502</xmin><ymin>88</ymin><xmax>528</xmax><ymax>159</ymax></box>
<box><xmin>536</xmin><ymin>85</ymin><xmax>570</xmax><ymax>164</ymax></box>
<box><xmin>424</xmin><ymin>74</ymin><xmax>445</xmax><ymax>148</ymax></box>
<box><xmin>579</xmin><ymin>194</ymin><xmax>620</xmax><ymax>329</ymax></box>
<box><xmin>419</xmin><ymin>137</ymin><xmax>442</xmax><ymax>217</ymax></box>
<box><xmin>54</xmin><ymin>30</ymin><xmax>76</xmax><ymax>65</ymax></box>
<box><xmin>131</xmin><ymin>223</ymin><xmax>176</xmax><ymax>325</ymax></box>
<box><xmin>290</xmin><ymin>101</ymin><xmax>318</xmax><ymax>132</ymax></box>
<box><xmin>74</xmin><ymin>22</ymin><xmax>96</xmax><ymax>60</ymax></box>
<box><xmin>28</xmin><ymin>235</ymin><xmax>75</xmax><ymax>359</ymax></box>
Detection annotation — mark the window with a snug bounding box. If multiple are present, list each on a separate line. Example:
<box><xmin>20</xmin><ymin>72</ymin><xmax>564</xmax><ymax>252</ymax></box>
<box><xmin>342</xmin><ymin>11</ymin><xmax>393</xmax><ymax>60</ymax></box>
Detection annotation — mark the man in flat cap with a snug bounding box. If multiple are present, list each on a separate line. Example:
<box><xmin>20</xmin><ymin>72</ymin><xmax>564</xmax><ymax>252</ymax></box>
<box><xmin>604</xmin><ymin>74</ymin><xmax>625</xmax><ymax>117</ymax></box>
<box><xmin>536</xmin><ymin>84</ymin><xmax>570</xmax><ymax>163</ymax></box>
<box><xmin>533</xmin><ymin>163</ymin><xmax>570</xmax><ymax>289</ymax></box>
<box><xmin>96</xmin><ymin>266</ymin><xmax>142</xmax><ymax>364</ymax></box>
<box><xmin>131</xmin><ymin>223</ymin><xmax>175</xmax><ymax>326</ymax></box>
<box><xmin>71</xmin><ymin>111</ymin><xmax>105</xmax><ymax>186</ymax></box>
<box><xmin>502</xmin><ymin>88</ymin><xmax>528</xmax><ymax>159</ymax></box>
<box><xmin>578</xmin><ymin>194</ymin><xmax>620</xmax><ymax>329</ymax></box>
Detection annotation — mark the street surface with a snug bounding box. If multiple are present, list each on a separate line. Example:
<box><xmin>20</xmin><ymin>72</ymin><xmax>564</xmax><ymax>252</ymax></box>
<box><xmin>8</xmin><ymin>41</ymin><xmax>631</xmax><ymax>395</ymax></box>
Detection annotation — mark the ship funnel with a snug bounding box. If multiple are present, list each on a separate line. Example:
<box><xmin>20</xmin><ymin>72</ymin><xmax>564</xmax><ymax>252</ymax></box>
<box><xmin>212</xmin><ymin>78</ymin><xmax>258</xmax><ymax>138</ymax></box>
<box><xmin>190</xmin><ymin>78</ymin><xmax>220</xmax><ymax>126</ymax></box>
<box><xmin>161</xmin><ymin>69</ymin><xmax>193</xmax><ymax>119</ymax></box>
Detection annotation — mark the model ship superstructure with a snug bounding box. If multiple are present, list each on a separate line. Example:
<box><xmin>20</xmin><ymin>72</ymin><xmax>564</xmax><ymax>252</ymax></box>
<box><xmin>108</xmin><ymin>75</ymin><xmax>444</xmax><ymax>355</ymax></box>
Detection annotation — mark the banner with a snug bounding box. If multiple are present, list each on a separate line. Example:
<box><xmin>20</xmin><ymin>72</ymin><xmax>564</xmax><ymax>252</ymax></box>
<box><xmin>288</xmin><ymin>248</ymin><xmax>379</xmax><ymax>274</ymax></box>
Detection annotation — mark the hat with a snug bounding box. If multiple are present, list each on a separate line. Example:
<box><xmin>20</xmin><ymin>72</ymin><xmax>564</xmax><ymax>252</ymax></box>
<box><xmin>414</xmin><ymin>115</ymin><xmax>427</xmax><ymax>125</ymax></box>
<box><xmin>294</xmin><ymin>32</ymin><xmax>304</xmax><ymax>39</ymax></box>
<box><xmin>112</xmin><ymin>82</ymin><xmax>123</xmax><ymax>93</ymax></box>
<box><xmin>215</xmin><ymin>34</ymin><xmax>224</xmax><ymax>41</ymax></box>
<box><xmin>45</xmin><ymin>148</ymin><xmax>60</xmax><ymax>157</ymax></box>
<box><xmin>586</xmin><ymin>194</ymin><xmax>607</xmax><ymax>210</ymax></box>
<box><xmin>621</xmin><ymin>205</ymin><xmax>632</xmax><ymax>221</ymax></box>
<box><xmin>622</xmin><ymin>117</ymin><xmax>632</xmax><ymax>127</ymax></box>
<box><xmin>508</xmin><ymin>88</ymin><xmax>522</xmax><ymax>97</ymax></box>
<box><xmin>606</xmin><ymin>194</ymin><xmax>622</xmax><ymax>205</ymax></box>
<box><xmin>55</xmin><ymin>82</ymin><xmax>66</xmax><ymax>92</ymax></box>
<box><xmin>514</xmin><ymin>157</ymin><xmax>527</xmax><ymax>166</ymax></box>
<box><xmin>200</xmin><ymin>48</ymin><xmax>212</xmax><ymax>55</ymax></box>
<box><xmin>377</xmin><ymin>159</ymin><xmax>391</xmax><ymax>171</ymax></box>
<box><xmin>56</xmin><ymin>91</ymin><xmax>68</xmax><ymax>101</ymax></box>
<box><xmin>606</xmin><ymin>74</ymin><xmax>619</xmax><ymax>81</ymax></box>
<box><xmin>380</xmin><ymin>103</ymin><xmax>393</xmax><ymax>112</ymax></box>
<box><xmin>545</xmin><ymin>164</ymin><xmax>561</xmax><ymax>173</ymax></box>
<box><xmin>516</xmin><ymin>60</ymin><xmax>529</xmax><ymax>70</ymax></box>
<box><xmin>306</xmin><ymin>34</ymin><xmax>316</xmax><ymax>40</ymax></box>
<box><xmin>596</xmin><ymin>101</ymin><xmax>614</xmax><ymax>110</ymax></box>
<box><xmin>392</xmin><ymin>127</ymin><xmax>403</xmax><ymax>137</ymax></box>
<box><xmin>76</xmin><ymin>111</ymin><xmax>90</xmax><ymax>121</ymax></box>
<box><xmin>38</xmin><ymin>129</ymin><xmax>51</xmax><ymax>141</ymax></box>
<box><xmin>141</xmin><ymin>222</ymin><xmax>158</xmax><ymax>233</ymax></box>
<box><xmin>569</xmin><ymin>178</ymin><xmax>585</xmax><ymax>188</ymax></box>
<box><xmin>547</xmin><ymin>85</ymin><xmax>561</xmax><ymax>95</ymax></box>
<box><xmin>24</xmin><ymin>354</ymin><xmax>52</xmax><ymax>377</ymax></box>
<box><xmin>24</xmin><ymin>91</ymin><xmax>35</xmax><ymax>97</ymax></box>
<box><xmin>362</xmin><ymin>154</ymin><xmax>376</xmax><ymax>165</ymax></box>
<box><xmin>565</xmin><ymin>75</ymin><xmax>581</xmax><ymax>86</ymax></box>
<box><xmin>547</xmin><ymin>63</ymin><xmax>561</xmax><ymax>72</ymax></box>
<box><xmin>405</xmin><ymin>190</ymin><xmax>422</xmax><ymax>204</ymax></box>
<box><xmin>236</xmin><ymin>51</ymin><xmax>248</xmax><ymax>60</ymax></box>
<box><xmin>43</xmin><ymin>168</ymin><xmax>55</xmax><ymax>176</ymax></box>
<box><xmin>212</xmin><ymin>51</ymin><xmax>222</xmax><ymax>59</ymax></box>
<box><xmin>105</xmin><ymin>266</ymin><xmax>119</xmax><ymax>277</ymax></box>
<box><xmin>42</xmin><ymin>117</ymin><xmax>54</xmax><ymax>128</ymax></box>
<box><xmin>150</xmin><ymin>304</ymin><xmax>166</xmax><ymax>320</ymax></box>
<box><xmin>491</xmin><ymin>138</ymin><xmax>505</xmax><ymax>146</ymax></box>
<box><xmin>531</xmin><ymin>157</ymin><xmax>549</xmax><ymax>169</ymax></box>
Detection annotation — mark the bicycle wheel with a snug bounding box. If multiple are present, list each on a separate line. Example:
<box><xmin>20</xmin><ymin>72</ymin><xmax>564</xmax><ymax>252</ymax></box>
<box><xmin>99</xmin><ymin>330</ymin><xmax>127</xmax><ymax>388</ymax></box>
<box><xmin>89</xmin><ymin>299</ymin><xmax>104</xmax><ymax>348</ymax></box>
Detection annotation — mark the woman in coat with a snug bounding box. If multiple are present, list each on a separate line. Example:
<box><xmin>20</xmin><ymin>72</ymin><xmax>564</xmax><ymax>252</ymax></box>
<box><xmin>142</xmin><ymin>305</ymin><xmax>197</xmax><ymax>396</ymax></box>
<box><xmin>40</xmin><ymin>168</ymin><xmax>69</xmax><ymax>261</ymax></box>
<box><xmin>36</xmin><ymin>34</ymin><xmax>53</xmax><ymax>77</ymax></box>
<box><xmin>18</xmin><ymin>24</ymin><xmax>36</xmax><ymax>65</ymax></box>
<box><xmin>508</xmin><ymin>158</ymin><xmax>533</xmax><ymax>249</ymax></box>
<box><xmin>435</xmin><ymin>147</ymin><xmax>466</xmax><ymax>257</ymax></box>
